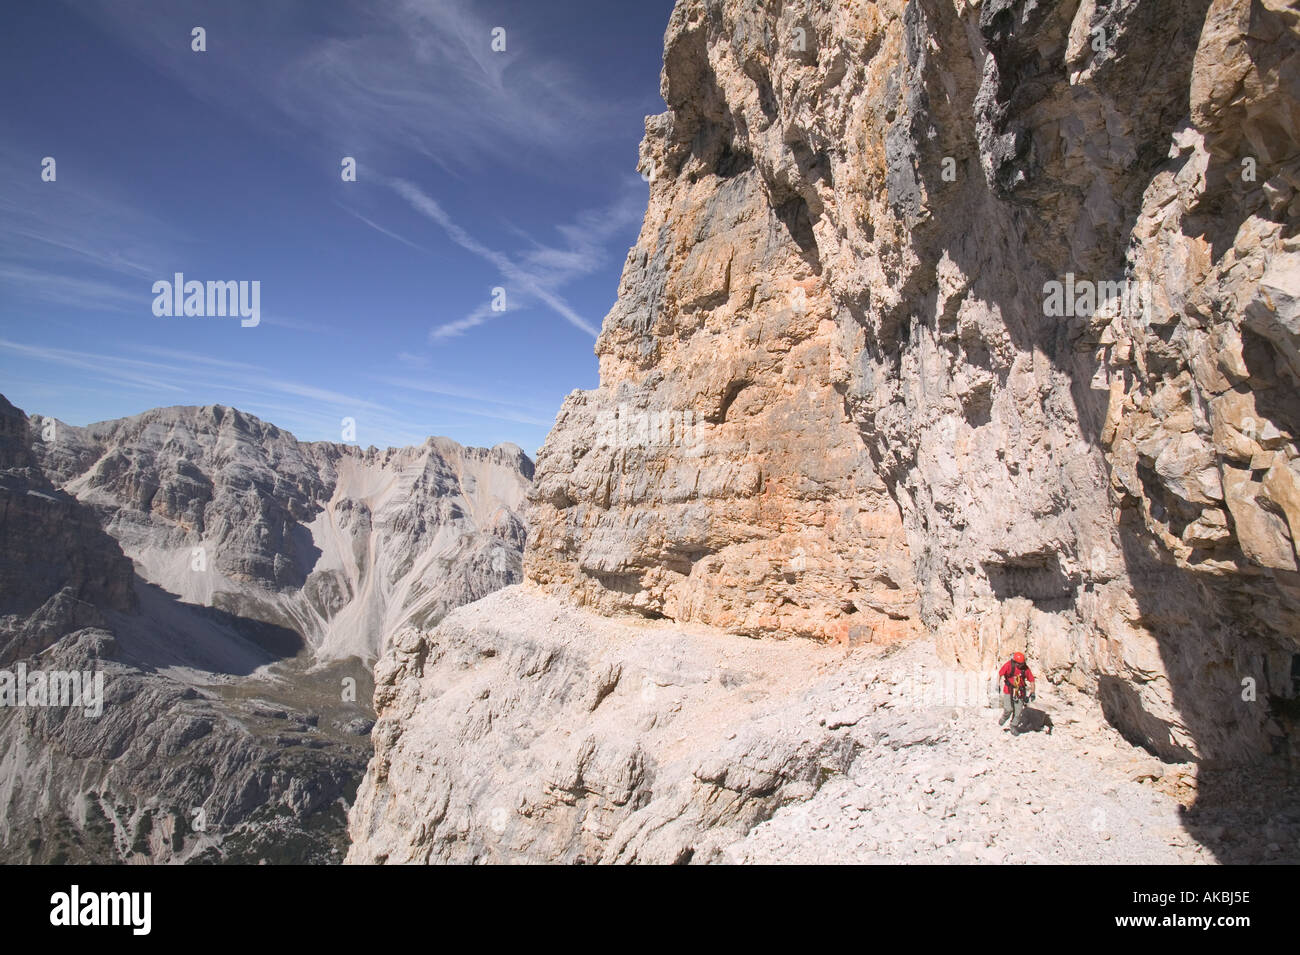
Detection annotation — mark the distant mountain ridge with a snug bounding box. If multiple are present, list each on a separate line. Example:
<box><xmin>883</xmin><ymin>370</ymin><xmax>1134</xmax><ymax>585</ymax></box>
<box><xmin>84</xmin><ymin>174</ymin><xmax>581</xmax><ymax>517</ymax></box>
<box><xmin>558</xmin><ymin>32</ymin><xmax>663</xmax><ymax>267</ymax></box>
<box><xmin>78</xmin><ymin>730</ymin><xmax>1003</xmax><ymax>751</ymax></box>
<box><xmin>0</xmin><ymin>394</ymin><xmax>533</xmax><ymax>863</ymax></box>
<box><xmin>29</xmin><ymin>402</ymin><xmax>533</xmax><ymax>662</ymax></box>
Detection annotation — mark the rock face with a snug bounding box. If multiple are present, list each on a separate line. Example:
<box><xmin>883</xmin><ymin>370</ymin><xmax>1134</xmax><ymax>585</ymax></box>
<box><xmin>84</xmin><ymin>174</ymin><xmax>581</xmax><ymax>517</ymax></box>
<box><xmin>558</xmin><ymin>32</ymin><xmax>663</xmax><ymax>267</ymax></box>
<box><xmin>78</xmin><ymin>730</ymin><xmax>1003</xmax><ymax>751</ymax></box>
<box><xmin>31</xmin><ymin>404</ymin><xmax>532</xmax><ymax>662</ymax></box>
<box><xmin>525</xmin><ymin>0</ymin><xmax>1300</xmax><ymax>765</ymax></box>
<box><xmin>526</xmin><ymin>40</ymin><xmax>920</xmax><ymax>646</ymax></box>
<box><xmin>0</xmin><ymin>396</ymin><xmax>135</xmax><ymax>664</ymax></box>
<box><xmin>346</xmin><ymin>585</ymin><xmax>944</xmax><ymax>864</ymax></box>
<box><xmin>348</xmin><ymin>584</ymin><xmax>1300</xmax><ymax>864</ymax></box>
<box><xmin>351</xmin><ymin>0</ymin><xmax>1300</xmax><ymax>863</ymax></box>
<box><xmin>0</xmin><ymin>627</ymin><xmax>372</xmax><ymax>865</ymax></box>
<box><xmin>0</xmin><ymin>397</ymin><xmax>532</xmax><ymax>863</ymax></box>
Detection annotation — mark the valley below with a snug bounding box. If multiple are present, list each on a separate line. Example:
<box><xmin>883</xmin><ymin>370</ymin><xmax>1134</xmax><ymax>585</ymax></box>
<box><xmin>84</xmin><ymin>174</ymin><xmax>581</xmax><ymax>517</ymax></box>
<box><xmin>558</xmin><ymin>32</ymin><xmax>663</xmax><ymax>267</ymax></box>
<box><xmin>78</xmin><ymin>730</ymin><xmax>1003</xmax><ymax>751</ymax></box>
<box><xmin>0</xmin><ymin>396</ymin><xmax>530</xmax><ymax>863</ymax></box>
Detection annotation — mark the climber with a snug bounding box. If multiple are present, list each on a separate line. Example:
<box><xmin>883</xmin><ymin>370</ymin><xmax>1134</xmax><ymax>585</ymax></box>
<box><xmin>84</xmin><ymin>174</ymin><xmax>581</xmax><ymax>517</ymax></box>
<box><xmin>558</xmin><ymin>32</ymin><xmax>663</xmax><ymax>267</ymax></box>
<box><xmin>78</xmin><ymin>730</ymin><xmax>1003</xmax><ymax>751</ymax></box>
<box><xmin>997</xmin><ymin>652</ymin><xmax>1036</xmax><ymax>732</ymax></box>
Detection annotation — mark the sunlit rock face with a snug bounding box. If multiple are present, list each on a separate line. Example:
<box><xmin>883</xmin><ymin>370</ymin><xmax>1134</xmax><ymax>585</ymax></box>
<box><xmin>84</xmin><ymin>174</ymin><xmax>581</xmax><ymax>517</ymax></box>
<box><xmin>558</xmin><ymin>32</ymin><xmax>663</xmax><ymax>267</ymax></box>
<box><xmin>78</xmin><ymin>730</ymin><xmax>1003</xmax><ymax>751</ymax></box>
<box><xmin>0</xmin><ymin>395</ymin><xmax>135</xmax><ymax>665</ymax></box>
<box><xmin>527</xmin><ymin>0</ymin><xmax>1300</xmax><ymax>763</ymax></box>
<box><xmin>0</xmin><ymin>396</ymin><xmax>532</xmax><ymax>863</ymax></box>
<box><xmin>30</xmin><ymin>403</ymin><xmax>533</xmax><ymax>662</ymax></box>
<box><xmin>524</xmin><ymin>11</ymin><xmax>921</xmax><ymax>648</ymax></box>
<box><xmin>348</xmin><ymin>0</ymin><xmax>1300</xmax><ymax>868</ymax></box>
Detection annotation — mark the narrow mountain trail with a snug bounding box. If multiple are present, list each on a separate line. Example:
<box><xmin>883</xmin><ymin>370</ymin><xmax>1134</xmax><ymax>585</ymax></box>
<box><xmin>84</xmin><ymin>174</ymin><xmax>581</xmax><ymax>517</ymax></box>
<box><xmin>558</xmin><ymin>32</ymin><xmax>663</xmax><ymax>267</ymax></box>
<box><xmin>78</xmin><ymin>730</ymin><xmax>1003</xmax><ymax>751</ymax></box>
<box><xmin>726</xmin><ymin>658</ymin><xmax>1213</xmax><ymax>864</ymax></box>
<box><xmin>349</xmin><ymin>586</ymin><xmax>1300</xmax><ymax>864</ymax></box>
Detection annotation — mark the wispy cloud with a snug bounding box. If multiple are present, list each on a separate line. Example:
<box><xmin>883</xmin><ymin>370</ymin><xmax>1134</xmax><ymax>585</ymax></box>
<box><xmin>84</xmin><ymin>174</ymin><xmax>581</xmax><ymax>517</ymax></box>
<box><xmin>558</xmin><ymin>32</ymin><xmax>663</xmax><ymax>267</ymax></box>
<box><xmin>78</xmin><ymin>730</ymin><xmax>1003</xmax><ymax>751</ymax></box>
<box><xmin>1</xmin><ymin>336</ymin><xmax>551</xmax><ymax>446</ymax></box>
<box><xmin>258</xmin><ymin>314</ymin><xmax>338</xmax><ymax>335</ymax></box>
<box><xmin>337</xmin><ymin>203</ymin><xmax>438</xmax><ymax>257</ymax></box>
<box><xmin>274</xmin><ymin>0</ymin><xmax>629</xmax><ymax>172</ymax></box>
<box><xmin>0</xmin><ymin>144</ymin><xmax>186</xmax><ymax>313</ymax></box>
<box><xmin>1</xmin><ymin>223</ymin><xmax>153</xmax><ymax>278</ymax></box>
<box><xmin>0</xmin><ymin>338</ymin><xmax>189</xmax><ymax>392</ymax></box>
<box><xmin>131</xmin><ymin>345</ymin><xmax>270</xmax><ymax>372</ymax></box>
<box><xmin>429</xmin><ymin>299</ymin><xmax>518</xmax><ymax>341</ymax></box>
<box><xmin>436</xmin><ymin>402</ymin><xmax>554</xmax><ymax>428</ymax></box>
<box><xmin>0</xmin><ymin>337</ymin><xmax>387</xmax><ymax>416</ymax></box>
<box><xmin>378</xmin><ymin>374</ymin><xmax>548</xmax><ymax>412</ymax></box>
<box><xmin>67</xmin><ymin>0</ymin><xmax>635</xmax><ymax>175</ymax></box>
<box><xmin>262</xmin><ymin>379</ymin><xmax>393</xmax><ymax>416</ymax></box>
<box><xmin>377</xmin><ymin>374</ymin><xmax>554</xmax><ymax>427</ymax></box>
<box><xmin>396</xmin><ymin>350</ymin><xmax>428</xmax><ymax>365</ymax></box>
<box><xmin>390</xmin><ymin>177</ymin><xmax>601</xmax><ymax>337</ymax></box>
<box><xmin>415</xmin><ymin>176</ymin><xmax>644</xmax><ymax>342</ymax></box>
<box><xmin>0</xmin><ymin>265</ymin><xmax>142</xmax><ymax>313</ymax></box>
<box><xmin>514</xmin><ymin>184</ymin><xmax>646</xmax><ymax>286</ymax></box>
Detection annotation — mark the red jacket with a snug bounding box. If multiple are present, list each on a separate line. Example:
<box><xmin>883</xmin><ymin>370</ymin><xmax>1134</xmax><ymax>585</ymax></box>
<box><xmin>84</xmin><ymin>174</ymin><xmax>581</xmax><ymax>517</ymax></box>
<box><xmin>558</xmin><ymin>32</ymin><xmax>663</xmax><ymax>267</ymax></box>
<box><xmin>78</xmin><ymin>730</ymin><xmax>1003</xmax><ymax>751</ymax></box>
<box><xmin>999</xmin><ymin>661</ymin><xmax>1035</xmax><ymax>694</ymax></box>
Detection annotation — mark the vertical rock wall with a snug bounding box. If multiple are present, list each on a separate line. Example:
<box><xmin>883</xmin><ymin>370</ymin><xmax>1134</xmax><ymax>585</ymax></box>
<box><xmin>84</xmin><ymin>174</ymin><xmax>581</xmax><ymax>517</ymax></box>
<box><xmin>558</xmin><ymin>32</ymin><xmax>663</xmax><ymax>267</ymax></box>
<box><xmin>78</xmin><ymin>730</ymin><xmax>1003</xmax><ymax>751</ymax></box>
<box><xmin>526</xmin><ymin>0</ymin><xmax>1300</xmax><ymax>764</ymax></box>
<box><xmin>525</xmin><ymin>62</ymin><xmax>919</xmax><ymax>644</ymax></box>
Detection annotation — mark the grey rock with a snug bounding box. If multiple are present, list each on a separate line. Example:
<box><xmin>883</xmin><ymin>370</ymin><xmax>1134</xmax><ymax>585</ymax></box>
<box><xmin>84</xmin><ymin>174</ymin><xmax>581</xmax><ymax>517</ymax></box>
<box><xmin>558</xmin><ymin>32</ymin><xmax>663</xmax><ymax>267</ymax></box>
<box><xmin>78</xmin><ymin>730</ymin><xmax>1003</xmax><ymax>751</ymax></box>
<box><xmin>0</xmin><ymin>397</ymin><xmax>532</xmax><ymax>863</ymax></box>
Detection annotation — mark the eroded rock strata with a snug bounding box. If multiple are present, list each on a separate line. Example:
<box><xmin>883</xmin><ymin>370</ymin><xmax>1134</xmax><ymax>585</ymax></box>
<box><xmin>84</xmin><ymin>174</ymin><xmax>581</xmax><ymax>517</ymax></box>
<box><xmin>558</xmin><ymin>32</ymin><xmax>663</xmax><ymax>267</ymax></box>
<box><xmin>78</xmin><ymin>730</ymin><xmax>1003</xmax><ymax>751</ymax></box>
<box><xmin>352</xmin><ymin>0</ymin><xmax>1300</xmax><ymax>863</ymax></box>
<box><xmin>0</xmin><ymin>398</ymin><xmax>531</xmax><ymax>862</ymax></box>
<box><xmin>349</xmin><ymin>585</ymin><xmax>1298</xmax><ymax>864</ymax></box>
<box><xmin>528</xmin><ymin>0</ymin><xmax>1300</xmax><ymax>763</ymax></box>
<box><xmin>31</xmin><ymin>404</ymin><xmax>532</xmax><ymax>662</ymax></box>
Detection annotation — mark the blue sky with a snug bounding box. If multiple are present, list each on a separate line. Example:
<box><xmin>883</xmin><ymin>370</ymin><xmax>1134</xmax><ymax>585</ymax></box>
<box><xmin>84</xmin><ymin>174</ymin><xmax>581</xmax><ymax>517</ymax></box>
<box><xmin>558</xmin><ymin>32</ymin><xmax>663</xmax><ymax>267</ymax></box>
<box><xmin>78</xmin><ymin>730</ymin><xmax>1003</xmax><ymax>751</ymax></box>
<box><xmin>0</xmin><ymin>0</ymin><xmax>673</xmax><ymax>454</ymax></box>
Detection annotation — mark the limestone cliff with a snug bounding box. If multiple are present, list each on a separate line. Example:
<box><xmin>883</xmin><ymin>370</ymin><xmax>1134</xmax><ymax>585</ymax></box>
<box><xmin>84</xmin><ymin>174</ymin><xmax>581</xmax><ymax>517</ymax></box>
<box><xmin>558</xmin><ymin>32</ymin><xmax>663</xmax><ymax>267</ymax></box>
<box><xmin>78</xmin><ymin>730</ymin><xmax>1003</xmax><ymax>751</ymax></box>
<box><xmin>526</xmin><ymin>105</ymin><xmax>919</xmax><ymax>645</ymax></box>
<box><xmin>351</xmin><ymin>0</ymin><xmax>1300</xmax><ymax>864</ymax></box>
<box><xmin>525</xmin><ymin>0</ymin><xmax>1300</xmax><ymax>764</ymax></box>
